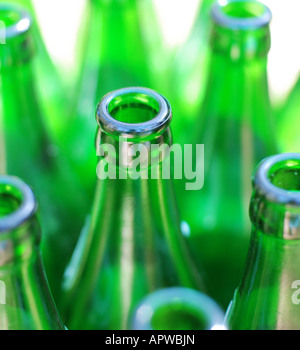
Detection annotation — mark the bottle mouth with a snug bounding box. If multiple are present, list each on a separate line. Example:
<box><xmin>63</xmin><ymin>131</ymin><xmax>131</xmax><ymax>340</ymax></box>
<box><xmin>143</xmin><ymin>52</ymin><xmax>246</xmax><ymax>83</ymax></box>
<box><xmin>0</xmin><ymin>176</ymin><xmax>36</xmax><ymax>233</ymax></box>
<box><xmin>0</xmin><ymin>4</ymin><xmax>32</xmax><ymax>41</ymax></box>
<box><xmin>131</xmin><ymin>287</ymin><xmax>225</xmax><ymax>330</ymax></box>
<box><xmin>254</xmin><ymin>153</ymin><xmax>300</xmax><ymax>206</ymax></box>
<box><xmin>212</xmin><ymin>0</ymin><xmax>272</xmax><ymax>30</ymax></box>
<box><xmin>96</xmin><ymin>87</ymin><xmax>172</xmax><ymax>140</ymax></box>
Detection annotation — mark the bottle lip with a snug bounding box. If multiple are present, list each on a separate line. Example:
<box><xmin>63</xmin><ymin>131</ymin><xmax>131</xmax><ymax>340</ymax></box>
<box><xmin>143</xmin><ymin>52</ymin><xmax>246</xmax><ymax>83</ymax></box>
<box><xmin>96</xmin><ymin>87</ymin><xmax>172</xmax><ymax>139</ymax></box>
<box><xmin>0</xmin><ymin>176</ymin><xmax>37</xmax><ymax>233</ymax></box>
<box><xmin>131</xmin><ymin>287</ymin><xmax>226</xmax><ymax>330</ymax></box>
<box><xmin>254</xmin><ymin>153</ymin><xmax>300</xmax><ymax>206</ymax></box>
<box><xmin>211</xmin><ymin>0</ymin><xmax>272</xmax><ymax>30</ymax></box>
<box><xmin>0</xmin><ymin>4</ymin><xmax>32</xmax><ymax>41</ymax></box>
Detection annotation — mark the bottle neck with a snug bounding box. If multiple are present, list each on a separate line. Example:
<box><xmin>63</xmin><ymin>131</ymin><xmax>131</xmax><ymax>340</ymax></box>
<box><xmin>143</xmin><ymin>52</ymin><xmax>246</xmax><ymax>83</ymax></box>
<box><xmin>63</xmin><ymin>129</ymin><xmax>205</xmax><ymax>328</ymax></box>
<box><xmin>250</xmin><ymin>156</ymin><xmax>300</xmax><ymax>240</ymax></box>
<box><xmin>88</xmin><ymin>0</ymin><xmax>149</xmax><ymax>90</ymax></box>
<box><xmin>0</xmin><ymin>4</ymin><xmax>54</xmax><ymax>176</ymax></box>
<box><xmin>204</xmin><ymin>36</ymin><xmax>271</xmax><ymax>119</ymax></box>
<box><xmin>198</xmin><ymin>25</ymin><xmax>275</xmax><ymax>159</ymax></box>
<box><xmin>0</xmin><ymin>176</ymin><xmax>64</xmax><ymax>330</ymax></box>
<box><xmin>0</xmin><ymin>42</ymin><xmax>53</xmax><ymax>174</ymax></box>
<box><xmin>200</xmin><ymin>1</ymin><xmax>272</xmax><ymax>128</ymax></box>
<box><xmin>210</xmin><ymin>22</ymin><xmax>271</xmax><ymax>62</ymax></box>
<box><xmin>227</xmin><ymin>154</ymin><xmax>300</xmax><ymax>329</ymax></box>
<box><xmin>96</xmin><ymin>127</ymin><xmax>173</xmax><ymax>179</ymax></box>
<box><xmin>0</xmin><ymin>177</ymin><xmax>40</xmax><ymax>267</ymax></box>
<box><xmin>0</xmin><ymin>218</ymin><xmax>40</xmax><ymax>267</ymax></box>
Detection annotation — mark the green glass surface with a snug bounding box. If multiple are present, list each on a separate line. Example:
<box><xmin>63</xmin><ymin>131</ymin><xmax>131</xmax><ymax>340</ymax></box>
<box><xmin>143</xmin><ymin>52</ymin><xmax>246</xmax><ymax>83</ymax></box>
<box><xmin>1</xmin><ymin>0</ymin><xmax>70</xmax><ymax>142</ymax></box>
<box><xmin>225</xmin><ymin>153</ymin><xmax>300</xmax><ymax>330</ymax></box>
<box><xmin>65</xmin><ymin>0</ymin><xmax>157</xmax><ymax>201</ymax></box>
<box><xmin>175</xmin><ymin>0</ymin><xmax>278</xmax><ymax>310</ymax></box>
<box><xmin>61</xmin><ymin>88</ymin><xmax>206</xmax><ymax>330</ymax></box>
<box><xmin>169</xmin><ymin>0</ymin><xmax>216</xmax><ymax>146</ymax></box>
<box><xmin>0</xmin><ymin>5</ymin><xmax>90</xmax><ymax>304</ymax></box>
<box><xmin>0</xmin><ymin>176</ymin><xmax>65</xmax><ymax>330</ymax></box>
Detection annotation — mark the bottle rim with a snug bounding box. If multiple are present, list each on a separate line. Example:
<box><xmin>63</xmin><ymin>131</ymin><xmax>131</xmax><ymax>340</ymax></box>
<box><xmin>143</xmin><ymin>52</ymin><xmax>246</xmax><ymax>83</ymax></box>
<box><xmin>0</xmin><ymin>176</ymin><xmax>37</xmax><ymax>233</ymax></box>
<box><xmin>0</xmin><ymin>4</ymin><xmax>32</xmax><ymax>41</ymax></box>
<box><xmin>131</xmin><ymin>287</ymin><xmax>226</xmax><ymax>330</ymax></box>
<box><xmin>211</xmin><ymin>0</ymin><xmax>272</xmax><ymax>30</ymax></box>
<box><xmin>255</xmin><ymin>153</ymin><xmax>300</xmax><ymax>206</ymax></box>
<box><xmin>96</xmin><ymin>87</ymin><xmax>172</xmax><ymax>139</ymax></box>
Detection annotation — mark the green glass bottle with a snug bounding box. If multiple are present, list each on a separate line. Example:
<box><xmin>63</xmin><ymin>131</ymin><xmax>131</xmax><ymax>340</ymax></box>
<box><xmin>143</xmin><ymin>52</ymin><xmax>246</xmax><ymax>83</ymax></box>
<box><xmin>66</xmin><ymin>0</ymin><xmax>155</xmax><ymax>200</ymax></box>
<box><xmin>0</xmin><ymin>175</ymin><xmax>65</xmax><ymax>330</ymax></box>
<box><xmin>130</xmin><ymin>287</ymin><xmax>226</xmax><ymax>330</ymax></box>
<box><xmin>169</xmin><ymin>0</ymin><xmax>217</xmax><ymax>146</ymax></box>
<box><xmin>276</xmin><ymin>75</ymin><xmax>300</xmax><ymax>153</ymax></box>
<box><xmin>61</xmin><ymin>87</ymin><xmax>206</xmax><ymax>330</ymax></box>
<box><xmin>225</xmin><ymin>153</ymin><xmax>300</xmax><ymax>330</ymax></box>
<box><xmin>4</xmin><ymin>0</ymin><xmax>71</xmax><ymax>142</ymax></box>
<box><xmin>176</xmin><ymin>0</ymin><xmax>278</xmax><ymax>310</ymax></box>
<box><xmin>0</xmin><ymin>4</ymin><xmax>89</xmax><ymax>303</ymax></box>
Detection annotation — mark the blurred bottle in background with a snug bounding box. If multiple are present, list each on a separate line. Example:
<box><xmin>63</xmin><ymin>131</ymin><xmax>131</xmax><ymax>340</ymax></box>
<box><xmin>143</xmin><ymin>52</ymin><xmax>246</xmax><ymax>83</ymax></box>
<box><xmin>175</xmin><ymin>0</ymin><xmax>278</xmax><ymax>310</ymax></box>
<box><xmin>167</xmin><ymin>0</ymin><xmax>216</xmax><ymax>146</ymax></box>
<box><xmin>0</xmin><ymin>3</ymin><xmax>90</xmax><ymax>304</ymax></box>
<box><xmin>4</xmin><ymin>0</ymin><xmax>72</xmax><ymax>142</ymax></box>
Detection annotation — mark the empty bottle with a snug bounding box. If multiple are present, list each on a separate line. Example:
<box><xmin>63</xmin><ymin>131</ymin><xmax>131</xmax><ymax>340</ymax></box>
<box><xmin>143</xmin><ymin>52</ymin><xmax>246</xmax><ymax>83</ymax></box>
<box><xmin>61</xmin><ymin>87</ymin><xmax>206</xmax><ymax>330</ymax></box>
<box><xmin>130</xmin><ymin>287</ymin><xmax>226</xmax><ymax>330</ymax></box>
<box><xmin>176</xmin><ymin>0</ymin><xmax>278</xmax><ymax>310</ymax></box>
<box><xmin>0</xmin><ymin>3</ymin><xmax>89</xmax><ymax>303</ymax></box>
<box><xmin>225</xmin><ymin>153</ymin><xmax>300</xmax><ymax>330</ymax></box>
<box><xmin>169</xmin><ymin>0</ymin><xmax>217</xmax><ymax>146</ymax></box>
<box><xmin>5</xmin><ymin>0</ymin><xmax>70</xmax><ymax>141</ymax></box>
<box><xmin>0</xmin><ymin>175</ymin><xmax>65</xmax><ymax>330</ymax></box>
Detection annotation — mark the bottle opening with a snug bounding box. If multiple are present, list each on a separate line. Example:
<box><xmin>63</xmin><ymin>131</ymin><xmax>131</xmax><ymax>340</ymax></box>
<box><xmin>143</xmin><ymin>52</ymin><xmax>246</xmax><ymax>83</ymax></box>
<box><xmin>0</xmin><ymin>4</ymin><xmax>31</xmax><ymax>40</ymax></box>
<box><xmin>255</xmin><ymin>153</ymin><xmax>300</xmax><ymax>205</ymax></box>
<box><xmin>0</xmin><ymin>176</ymin><xmax>36</xmax><ymax>233</ymax></box>
<box><xmin>97</xmin><ymin>87</ymin><xmax>172</xmax><ymax>139</ymax></box>
<box><xmin>0</xmin><ymin>187</ymin><xmax>22</xmax><ymax>219</ymax></box>
<box><xmin>108</xmin><ymin>92</ymin><xmax>160</xmax><ymax>124</ymax></box>
<box><xmin>222</xmin><ymin>1</ymin><xmax>265</xmax><ymax>19</ymax></box>
<box><xmin>212</xmin><ymin>0</ymin><xmax>272</xmax><ymax>29</ymax></box>
<box><xmin>268</xmin><ymin>160</ymin><xmax>300</xmax><ymax>192</ymax></box>
<box><xmin>150</xmin><ymin>302</ymin><xmax>209</xmax><ymax>330</ymax></box>
<box><xmin>0</xmin><ymin>8</ymin><xmax>22</xmax><ymax>27</ymax></box>
<box><xmin>131</xmin><ymin>287</ymin><xmax>225</xmax><ymax>330</ymax></box>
